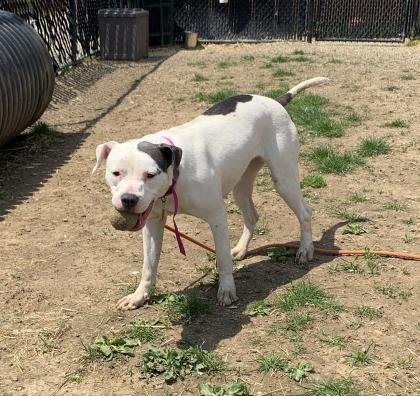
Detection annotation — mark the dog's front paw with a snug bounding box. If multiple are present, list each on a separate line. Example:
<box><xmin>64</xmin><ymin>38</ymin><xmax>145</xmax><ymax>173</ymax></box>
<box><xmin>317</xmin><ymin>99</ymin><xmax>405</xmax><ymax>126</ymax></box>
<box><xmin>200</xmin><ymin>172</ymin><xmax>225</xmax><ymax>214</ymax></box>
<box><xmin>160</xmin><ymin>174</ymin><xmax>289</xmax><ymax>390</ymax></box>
<box><xmin>295</xmin><ymin>242</ymin><xmax>314</xmax><ymax>264</ymax></box>
<box><xmin>231</xmin><ymin>246</ymin><xmax>247</xmax><ymax>261</ymax></box>
<box><xmin>116</xmin><ymin>292</ymin><xmax>148</xmax><ymax>310</ymax></box>
<box><xmin>217</xmin><ymin>277</ymin><xmax>238</xmax><ymax>306</ymax></box>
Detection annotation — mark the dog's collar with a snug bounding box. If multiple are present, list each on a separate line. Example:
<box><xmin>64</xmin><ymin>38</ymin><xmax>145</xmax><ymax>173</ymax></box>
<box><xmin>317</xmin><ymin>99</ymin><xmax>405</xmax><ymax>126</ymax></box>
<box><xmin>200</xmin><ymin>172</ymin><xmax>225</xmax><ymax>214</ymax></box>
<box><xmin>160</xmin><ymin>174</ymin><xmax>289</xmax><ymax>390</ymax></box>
<box><xmin>160</xmin><ymin>136</ymin><xmax>185</xmax><ymax>256</ymax></box>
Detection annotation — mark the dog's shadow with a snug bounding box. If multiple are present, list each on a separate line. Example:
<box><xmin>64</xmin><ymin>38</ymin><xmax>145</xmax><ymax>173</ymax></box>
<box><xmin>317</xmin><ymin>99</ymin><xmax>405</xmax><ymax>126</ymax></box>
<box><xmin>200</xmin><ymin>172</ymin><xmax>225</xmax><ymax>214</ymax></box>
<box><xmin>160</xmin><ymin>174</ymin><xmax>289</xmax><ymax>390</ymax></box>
<box><xmin>177</xmin><ymin>222</ymin><xmax>347</xmax><ymax>350</ymax></box>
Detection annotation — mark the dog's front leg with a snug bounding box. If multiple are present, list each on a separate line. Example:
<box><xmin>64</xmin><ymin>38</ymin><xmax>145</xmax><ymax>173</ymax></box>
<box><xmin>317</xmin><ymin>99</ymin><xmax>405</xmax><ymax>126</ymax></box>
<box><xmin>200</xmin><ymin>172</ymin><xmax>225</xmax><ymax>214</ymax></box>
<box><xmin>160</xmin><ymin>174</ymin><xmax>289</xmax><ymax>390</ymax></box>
<box><xmin>116</xmin><ymin>212</ymin><xmax>166</xmax><ymax>310</ymax></box>
<box><xmin>208</xmin><ymin>212</ymin><xmax>238</xmax><ymax>306</ymax></box>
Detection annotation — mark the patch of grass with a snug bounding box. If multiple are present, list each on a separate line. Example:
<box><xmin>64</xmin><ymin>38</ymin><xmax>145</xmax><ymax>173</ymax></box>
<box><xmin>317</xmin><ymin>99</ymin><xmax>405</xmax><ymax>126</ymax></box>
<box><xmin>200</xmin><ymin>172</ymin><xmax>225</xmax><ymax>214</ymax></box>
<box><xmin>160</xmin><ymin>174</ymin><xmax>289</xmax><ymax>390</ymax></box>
<box><xmin>384</xmin><ymin>85</ymin><xmax>399</xmax><ymax>91</ymax></box>
<box><xmin>187</xmin><ymin>61</ymin><xmax>207</xmax><ymax>67</ymax></box>
<box><xmin>199</xmin><ymin>381</ymin><xmax>250</xmax><ymax>396</ymax></box>
<box><xmin>401</xmin><ymin>267</ymin><xmax>410</xmax><ymax>276</ymax></box>
<box><xmin>342</xmin><ymin>112</ymin><xmax>362</xmax><ymax>128</ymax></box>
<box><xmin>366</xmin><ymin>259</ymin><xmax>381</xmax><ymax>276</ymax></box>
<box><xmin>305</xmin><ymin>378</ymin><xmax>365</xmax><ymax>396</ymax></box>
<box><xmin>395</xmin><ymin>355</ymin><xmax>414</xmax><ymax>370</ymax></box>
<box><xmin>376</xmin><ymin>283</ymin><xmax>412</xmax><ymax>301</ymax></box>
<box><xmin>141</xmin><ymin>345</ymin><xmax>224</xmax><ymax>383</ymax></box>
<box><xmin>335</xmin><ymin>208</ymin><xmax>367</xmax><ymax>223</ymax></box>
<box><xmin>319</xmin><ymin>334</ymin><xmax>348</xmax><ymax>349</ymax></box>
<box><xmin>244</xmin><ymin>300</ymin><xmax>272</xmax><ymax>317</ymax></box>
<box><xmin>402</xmin><ymin>217</ymin><xmax>415</xmax><ymax>225</ymax></box>
<box><xmin>328</xmin><ymin>261</ymin><xmax>362</xmax><ymax>274</ymax></box>
<box><xmin>347</xmin><ymin>346</ymin><xmax>375</xmax><ymax>366</ymax></box>
<box><xmin>263</xmin><ymin>87</ymin><xmax>289</xmax><ymax>100</ymax></box>
<box><xmin>383</xmin><ymin>119</ymin><xmax>409</xmax><ymax>128</ymax></box>
<box><xmin>292</xmin><ymin>50</ymin><xmax>305</xmax><ymax>55</ymax></box>
<box><xmin>347</xmin><ymin>192</ymin><xmax>368</xmax><ymax>204</ymax></box>
<box><xmin>288</xmin><ymin>94</ymin><xmax>347</xmax><ymax>138</ymax></box>
<box><xmin>255</xmin><ymin>81</ymin><xmax>268</xmax><ymax>90</ymax></box>
<box><xmin>293</xmin><ymin>55</ymin><xmax>313</xmax><ymax>62</ymax></box>
<box><xmin>268</xmin><ymin>247</ymin><xmax>296</xmax><ymax>262</ymax></box>
<box><xmin>195</xmin><ymin>88</ymin><xmax>238</xmax><ymax>104</ymax></box>
<box><xmin>84</xmin><ymin>336</ymin><xmax>137</xmax><ymax>361</ymax></box>
<box><xmin>258</xmin><ymin>353</ymin><xmax>313</xmax><ymax>381</ymax></box>
<box><xmin>307</xmin><ymin>146</ymin><xmax>364</xmax><ymax>174</ymax></box>
<box><xmin>241</xmin><ymin>54</ymin><xmax>255</xmax><ymax>62</ymax></box>
<box><xmin>276</xmin><ymin>281</ymin><xmax>343</xmax><ymax>316</ymax></box>
<box><xmin>124</xmin><ymin>319</ymin><xmax>163</xmax><ymax>343</ymax></box>
<box><xmin>343</xmin><ymin>223</ymin><xmax>368</xmax><ymax>235</ymax></box>
<box><xmin>31</xmin><ymin>122</ymin><xmax>56</xmax><ymax>136</ymax></box>
<box><xmin>358</xmin><ymin>137</ymin><xmax>390</xmax><ymax>157</ymax></box>
<box><xmin>164</xmin><ymin>293</ymin><xmax>211</xmax><ymax>322</ymax></box>
<box><xmin>348</xmin><ymin>320</ymin><xmax>362</xmax><ymax>330</ymax></box>
<box><xmin>402</xmin><ymin>233</ymin><xmax>415</xmax><ymax>243</ymax></box>
<box><xmin>355</xmin><ymin>306</ymin><xmax>382</xmax><ymax>319</ymax></box>
<box><xmin>283</xmin><ymin>311</ymin><xmax>314</xmax><ymax>332</ymax></box>
<box><xmin>301</xmin><ymin>174</ymin><xmax>327</xmax><ymax>189</ymax></box>
<box><xmin>383</xmin><ymin>200</ymin><xmax>408</xmax><ymax>212</ymax></box>
<box><xmin>254</xmin><ymin>220</ymin><xmax>270</xmax><ymax>235</ymax></box>
<box><xmin>66</xmin><ymin>369</ymin><xmax>84</xmax><ymax>384</ymax></box>
<box><xmin>271</xmin><ymin>55</ymin><xmax>289</xmax><ymax>63</ymax></box>
<box><xmin>217</xmin><ymin>60</ymin><xmax>235</xmax><ymax>69</ymax></box>
<box><xmin>227</xmin><ymin>204</ymin><xmax>241</xmax><ymax>214</ymax></box>
<box><xmin>272</xmin><ymin>68</ymin><xmax>295</xmax><ymax>78</ymax></box>
<box><xmin>192</xmin><ymin>73</ymin><xmax>209</xmax><ymax>82</ymax></box>
<box><xmin>329</xmin><ymin>58</ymin><xmax>345</xmax><ymax>64</ymax></box>
<box><xmin>401</xmin><ymin>73</ymin><xmax>415</xmax><ymax>80</ymax></box>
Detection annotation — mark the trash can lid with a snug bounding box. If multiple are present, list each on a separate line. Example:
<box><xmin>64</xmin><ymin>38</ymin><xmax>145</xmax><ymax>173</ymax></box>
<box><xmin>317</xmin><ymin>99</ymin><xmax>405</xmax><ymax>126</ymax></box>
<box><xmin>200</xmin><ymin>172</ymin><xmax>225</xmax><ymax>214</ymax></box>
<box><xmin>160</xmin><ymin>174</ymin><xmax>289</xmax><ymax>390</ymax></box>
<box><xmin>98</xmin><ymin>8</ymin><xmax>149</xmax><ymax>18</ymax></box>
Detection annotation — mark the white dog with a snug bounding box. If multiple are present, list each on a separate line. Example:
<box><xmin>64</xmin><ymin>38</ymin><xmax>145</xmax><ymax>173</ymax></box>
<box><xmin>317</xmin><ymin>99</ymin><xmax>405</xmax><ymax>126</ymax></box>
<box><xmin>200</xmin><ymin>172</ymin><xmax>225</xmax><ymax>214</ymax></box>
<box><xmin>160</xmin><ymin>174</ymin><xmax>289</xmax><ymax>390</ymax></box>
<box><xmin>93</xmin><ymin>77</ymin><xmax>328</xmax><ymax>310</ymax></box>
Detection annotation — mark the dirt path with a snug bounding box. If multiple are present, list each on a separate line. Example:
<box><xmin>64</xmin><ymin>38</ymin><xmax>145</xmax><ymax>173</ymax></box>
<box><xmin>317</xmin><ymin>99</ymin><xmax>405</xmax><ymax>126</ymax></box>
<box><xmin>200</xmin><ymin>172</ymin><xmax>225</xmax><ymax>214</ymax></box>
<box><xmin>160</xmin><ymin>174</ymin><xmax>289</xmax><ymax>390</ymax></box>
<box><xmin>0</xmin><ymin>42</ymin><xmax>419</xmax><ymax>396</ymax></box>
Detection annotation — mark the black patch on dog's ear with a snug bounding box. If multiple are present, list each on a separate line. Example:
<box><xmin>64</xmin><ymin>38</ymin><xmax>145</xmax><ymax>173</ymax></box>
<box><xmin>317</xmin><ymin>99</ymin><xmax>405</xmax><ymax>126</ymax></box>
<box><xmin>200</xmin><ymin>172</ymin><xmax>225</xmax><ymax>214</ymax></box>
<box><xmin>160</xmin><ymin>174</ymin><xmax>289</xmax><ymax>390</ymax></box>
<box><xmin>137</xmin><ymin>141</ymin><xmax>182</xmax><ymax>178</ymax></box>
<box><xmin>203</xmin><ymin>94</ymin><xmax>253</xmax><ymax>116</ymax></box>
<box><xmin>158</xmin><ymin>144</ymin><xmax>183</xmax><ymax>180</ymax></box>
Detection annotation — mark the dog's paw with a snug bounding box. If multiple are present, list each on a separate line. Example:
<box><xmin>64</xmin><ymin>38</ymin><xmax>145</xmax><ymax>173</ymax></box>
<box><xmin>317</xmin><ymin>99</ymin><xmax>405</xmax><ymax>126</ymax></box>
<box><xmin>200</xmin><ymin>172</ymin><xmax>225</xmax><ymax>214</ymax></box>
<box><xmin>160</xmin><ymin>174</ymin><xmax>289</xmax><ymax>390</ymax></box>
<box><xmin>217</xmin><ymin>277</ymin><xmax>238</xmax><ymax>306</ymax></box>
<box><xmin>116</xmin><ymin>292</ymin><xmax>148</xmax><ymax>310</ymax></box>
<box><xmin>231</xmin><ymin>246</ymin><xmax>247</xmax><ymax>261</ymax></box>
<box><xmin>295</xmin><ymin>242</ymin><xmax>314</xmax><ymax>264</ymax></box>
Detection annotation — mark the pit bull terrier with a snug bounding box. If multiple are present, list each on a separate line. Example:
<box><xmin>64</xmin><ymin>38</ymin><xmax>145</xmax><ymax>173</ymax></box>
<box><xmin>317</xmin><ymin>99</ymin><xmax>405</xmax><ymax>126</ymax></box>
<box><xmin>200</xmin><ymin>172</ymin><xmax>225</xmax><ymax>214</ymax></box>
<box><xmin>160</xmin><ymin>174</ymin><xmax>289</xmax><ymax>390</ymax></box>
<box><xmin>93</xmin><ymin>77</ymin><xmax>328</xmax><ymax>310</ymax></box>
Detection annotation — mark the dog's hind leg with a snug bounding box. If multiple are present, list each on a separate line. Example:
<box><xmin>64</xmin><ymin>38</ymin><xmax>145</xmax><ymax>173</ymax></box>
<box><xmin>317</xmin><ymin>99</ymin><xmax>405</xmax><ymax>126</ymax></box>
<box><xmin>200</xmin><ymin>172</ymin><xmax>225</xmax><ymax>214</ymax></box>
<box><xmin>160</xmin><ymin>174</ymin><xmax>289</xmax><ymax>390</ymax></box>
<box><xmin>266</xmin><ymin>142</ymin><xmax>314</xmax><ymax>263</ymax></box>
<box><xmin>231</xmin><ymin>157</ymin><xmax>265</xmax><ymax>260</ymax></box>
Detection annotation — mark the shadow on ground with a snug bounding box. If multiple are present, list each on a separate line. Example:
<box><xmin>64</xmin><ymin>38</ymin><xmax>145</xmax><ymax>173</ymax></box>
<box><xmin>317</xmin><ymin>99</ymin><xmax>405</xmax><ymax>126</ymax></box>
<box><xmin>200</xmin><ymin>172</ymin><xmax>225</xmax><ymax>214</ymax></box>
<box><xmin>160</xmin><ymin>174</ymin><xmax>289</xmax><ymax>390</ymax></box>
<box><xmin>177</xmin><ymin>222</ymin><xmax>346</xmax><ymax>350</ymax></box>
<box><xmin>0</xmin><ymin>50</ymin><xmax>177</xmax><ymax>221</ymax></box>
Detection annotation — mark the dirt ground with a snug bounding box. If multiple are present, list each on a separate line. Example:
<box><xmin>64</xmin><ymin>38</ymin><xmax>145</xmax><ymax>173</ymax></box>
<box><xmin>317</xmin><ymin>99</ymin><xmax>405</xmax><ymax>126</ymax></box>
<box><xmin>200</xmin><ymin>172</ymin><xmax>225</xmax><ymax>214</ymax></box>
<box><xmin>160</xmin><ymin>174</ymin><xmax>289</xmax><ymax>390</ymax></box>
<box><xmin>0</xmin><ymin>42</ymin><xmax>419</xmax><ymax>396</ymax></box>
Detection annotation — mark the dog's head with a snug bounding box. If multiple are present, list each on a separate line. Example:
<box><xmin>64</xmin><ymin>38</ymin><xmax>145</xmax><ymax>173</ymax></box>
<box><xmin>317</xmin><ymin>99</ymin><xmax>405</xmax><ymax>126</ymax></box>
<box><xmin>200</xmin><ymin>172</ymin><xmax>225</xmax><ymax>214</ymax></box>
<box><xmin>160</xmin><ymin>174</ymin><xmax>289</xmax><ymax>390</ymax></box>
<box><xmin>92</xmin><ymin>140</ymin><xmax>182</xmax><ymax>230</ymax></box>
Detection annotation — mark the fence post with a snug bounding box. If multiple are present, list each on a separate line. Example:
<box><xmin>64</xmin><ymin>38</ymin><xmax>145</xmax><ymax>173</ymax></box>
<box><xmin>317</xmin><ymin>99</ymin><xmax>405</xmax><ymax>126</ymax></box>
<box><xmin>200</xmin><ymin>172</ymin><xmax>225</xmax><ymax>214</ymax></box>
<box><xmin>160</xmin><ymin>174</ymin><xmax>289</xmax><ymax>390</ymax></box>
<box><xmin>410</xmin><ymin>0</ymin><xmax>420</xmax><ymax>38</ymax></box>
<box><xmin>306</xmin><ymin>0</ymin><xmax>315</xmax><ymax>43</ymax></box>
<box><xmin>69</xmin><ymin>0</ymin><xmax>78</xmax><ymax>63</ymax></box>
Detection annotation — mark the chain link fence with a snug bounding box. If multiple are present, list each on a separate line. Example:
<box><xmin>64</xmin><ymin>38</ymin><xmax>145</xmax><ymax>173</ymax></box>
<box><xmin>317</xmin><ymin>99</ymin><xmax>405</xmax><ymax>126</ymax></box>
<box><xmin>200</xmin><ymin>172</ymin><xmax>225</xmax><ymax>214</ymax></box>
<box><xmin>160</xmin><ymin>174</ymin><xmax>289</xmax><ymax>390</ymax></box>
<box><xmin>1</xmin><ymin>0</ymin><xmax>419</xmax><ymax>70</ymax></box>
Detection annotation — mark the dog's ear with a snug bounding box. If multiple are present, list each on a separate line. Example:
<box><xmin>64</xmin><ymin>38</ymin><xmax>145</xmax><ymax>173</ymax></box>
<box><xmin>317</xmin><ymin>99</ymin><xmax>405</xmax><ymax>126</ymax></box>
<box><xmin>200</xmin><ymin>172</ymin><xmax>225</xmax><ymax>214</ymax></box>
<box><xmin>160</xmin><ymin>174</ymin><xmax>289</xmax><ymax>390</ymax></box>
<box><xmin>158</xmin><ymin>144</ymin><xmax>183</xmax><ymax>180</ymax></box>
<box><xmin>92</xmin><ymin>141</ymin><xmax>118</xmax><ymax>174</ymax></box>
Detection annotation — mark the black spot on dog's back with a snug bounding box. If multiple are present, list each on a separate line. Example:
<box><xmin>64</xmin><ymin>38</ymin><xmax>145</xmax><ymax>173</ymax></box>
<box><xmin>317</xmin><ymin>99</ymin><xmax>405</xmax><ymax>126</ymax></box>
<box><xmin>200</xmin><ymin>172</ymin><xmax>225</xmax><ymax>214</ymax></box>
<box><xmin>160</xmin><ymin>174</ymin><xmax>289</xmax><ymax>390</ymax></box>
<box><xmin>203</xmin><ymin>95</ymin><xmax>253</xmax><ymax>116</ymax></box>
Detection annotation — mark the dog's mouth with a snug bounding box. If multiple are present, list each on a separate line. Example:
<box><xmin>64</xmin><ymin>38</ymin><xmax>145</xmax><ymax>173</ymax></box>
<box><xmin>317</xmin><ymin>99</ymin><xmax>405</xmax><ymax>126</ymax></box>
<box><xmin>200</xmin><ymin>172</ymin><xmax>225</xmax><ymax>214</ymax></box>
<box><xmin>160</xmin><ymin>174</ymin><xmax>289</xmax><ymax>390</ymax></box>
<box><xmin>131</xmin><ymin>200</ymin><xmax>155</xmax><ymax>231</ymax></box>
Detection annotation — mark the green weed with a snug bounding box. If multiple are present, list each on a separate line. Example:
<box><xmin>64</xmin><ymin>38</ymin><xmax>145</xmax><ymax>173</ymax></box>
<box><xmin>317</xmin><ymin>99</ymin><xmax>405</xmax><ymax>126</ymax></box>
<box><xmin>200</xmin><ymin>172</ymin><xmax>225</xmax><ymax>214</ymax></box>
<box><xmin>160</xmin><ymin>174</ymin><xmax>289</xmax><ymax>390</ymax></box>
<box><xmin>292</xmin><ymin>50</ymin><xmax>305</xmax><ymax>55</ymax></box>
<box><xmin>307</xmin><ymin>146</ymin><xmax>364</xmax><ymax>174</ymax></box>
<box><xmin>301</xmin><ymin>174</ymin><xmax>327</xmax><ymax>189</ymax></box>
<box><xmin>292</xmin><ymin>56</ymin><xmax>313</xmax><ymax>62</ymax></box>
<box><xmin>401</xmin><ymin>73</ymin><xmax>415</xmax><ymax>80</ymax></box>
<box><xmin>395</xmin><ymin>355</ymin><xmax>414</xmax><ymax>370</ymax></box>
<box><xmin>335</xmin><ymin>208</ymin><xmax>367</xmax><ymax>223</ymax></box>
<box><xmin>271</xmin><ymin>55</ymin><xmax>289</xmax><ymax>63</ymax></box>
<box><xmin>195</xmin><ymin>88</ymin><xmax>238</xmax><ymax>103</ymax></box>
<box><xmin>358</xmin><ymin>137</ymin><xmax>390</xmax><ymax>157</ymax></box>
<box><xmin>276</xmin><ymin>281</ymin><xmax>343</xmax><ymax>316</ymax></box>
<box><xmin>402</xmin><ymin>217</ymin><xmax>415</xmax><ymax>225</ymax></box>
<box><xmin>241</xmin><ymin>54</ymin><xmax>255</xmax><ymax>62</ymax></box>
<box><xmin>283</xmin><ymin>311</ymin><xmax>314</xmax><ymax>332</ymax></box>
<box><xmin>305</xmin><ymin>378</ymin><xmax>365</xmax><ymax>396</ymax></box>
<box><xmin>376</xmin><ymin>283</ymin><xmax>412</xmax><ymax>301</ymax></box>
<box><xmin>328</xmin><ymin>261</ymin><xmax>362</xmax><ymax>274</ymax></box>
<box><xmin>268</xmin><ymin>247</ymin><xmax>296</xmax><ymax>262</ymax></box>
<box><xmin>141</xmin><ymin>345</ymin><xmax>224</xmax><ymax>383</ymax></box>
<box><xmin>383</xmin><ymin>200</ymin><xmax>408</xmax><ymax>211</ymax></box>
<box><xmin>123</xmin><ymin>319</ymin><xmax>163</xmax><ymax>343</ymax></box>
<box><xmin>272</xmin><ymin>68</ymin><xmax>295</xmax><ymax>78</ymax></box>
<box><xmin>244</xmin><ymin>300</ymin><xmax>272</xmax><ymax>317</ymax></box>
<box><xmin>384</xmin><ymin>85</ymin><xmax>399</xmax><ymax>91</ymax></box>
<box><xmin>218</xmin><ymin>61</ymin><xmax>235</xmax><ymax>69</ymax></box>
<box><xmin>31</xmin><ymin>122</ymin><xmax>56</xmax><ymax>136</ymax></box>
<box><xmin>329</xmin><ymin>58</ymin><xmax>345</xmax><ymax>64</ymax></box>
<box><xmin>347</xmin><ymin>192</ymin><xmax>368</xmax><ymax>204</ymax></box>
<box><xmin>383</xmin><ymin>119</ymin><xmax>409</xmax><ymax>128</ymax></box>
<box><xmin>254</xmin><ymin>220</ymin><xmax>270</xmax><ymax>235</ymax></box>
<box><xmin>347</xmin><ymin>346</ymin><xmax>375</xmax><ymax>366</ymax></box>
<box><xmin>84</xmin><ymin>336</ymin><xmax>138</xmax><ymax>361</ymax></box>
<box><xmin>403</xmin><ymin>233</ymin><xmax>415</xmax><ymax>243</ymax></box>
<box><xmin>199</xmin><ymin>381</ymin><xmax>250</xmax><ymax>396</ymax></box>
<box><xmin>343</xmin><ymin>223</ymin><xmax>368</xmax><ymax>235</ymax></box>
<box><xmin>164</xmin><ymin>293</ymin><xmax>211</xmax><ymax>322</ymax></box>
<box><xmin>193</xmin><ymin>73</ymin><xmax>209</xmax><ymax>82</ymax></box>
<box><xmin>355</xmin><ymin>306</ymin><xmax>382</xmax><ymax>319</ymax></box>
<box><xmin>319</xmin><ymin>334</ymin><xmax>348</xmax><ymax>349</ymax></box>
<box><xmin>258</xmin><ymin>353</ymin><xmax>313</xmax><ymax>381</ymax></box>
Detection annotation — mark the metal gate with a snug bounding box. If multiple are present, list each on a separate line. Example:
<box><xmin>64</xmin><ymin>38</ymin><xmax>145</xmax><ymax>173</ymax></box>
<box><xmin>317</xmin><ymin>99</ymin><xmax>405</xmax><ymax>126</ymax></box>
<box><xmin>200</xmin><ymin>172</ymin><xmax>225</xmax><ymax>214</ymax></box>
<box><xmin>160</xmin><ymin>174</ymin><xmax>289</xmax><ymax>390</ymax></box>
<box><xmin>313</xmin><ymin>0</ymin><xmax>410</xmax><ymax>42</ymax></box>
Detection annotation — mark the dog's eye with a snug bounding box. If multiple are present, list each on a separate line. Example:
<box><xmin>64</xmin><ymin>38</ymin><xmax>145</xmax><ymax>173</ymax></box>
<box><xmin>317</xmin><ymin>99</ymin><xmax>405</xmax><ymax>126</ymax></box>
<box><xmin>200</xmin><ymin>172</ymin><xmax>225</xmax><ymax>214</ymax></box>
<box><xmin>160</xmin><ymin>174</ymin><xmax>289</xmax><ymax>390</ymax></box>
<box><xmin>147</xmin><ymin>173</ymin><xmax>156</xmax><ymax>179</ymax></box>
<box><xmin>112</xmin><ymin>171</ymin><xmax>120</xmax><ymax>177</ymax></box>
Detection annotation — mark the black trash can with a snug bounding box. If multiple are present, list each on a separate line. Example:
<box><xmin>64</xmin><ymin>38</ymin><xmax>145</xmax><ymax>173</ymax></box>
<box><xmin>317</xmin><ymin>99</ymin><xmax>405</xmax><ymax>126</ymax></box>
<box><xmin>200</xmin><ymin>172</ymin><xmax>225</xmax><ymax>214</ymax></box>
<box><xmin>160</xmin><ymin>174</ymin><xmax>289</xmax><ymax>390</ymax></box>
<box><xmin>98</xmin><ymin>8</ymin><xmax>149</xmax><ymax>61</ymax></box>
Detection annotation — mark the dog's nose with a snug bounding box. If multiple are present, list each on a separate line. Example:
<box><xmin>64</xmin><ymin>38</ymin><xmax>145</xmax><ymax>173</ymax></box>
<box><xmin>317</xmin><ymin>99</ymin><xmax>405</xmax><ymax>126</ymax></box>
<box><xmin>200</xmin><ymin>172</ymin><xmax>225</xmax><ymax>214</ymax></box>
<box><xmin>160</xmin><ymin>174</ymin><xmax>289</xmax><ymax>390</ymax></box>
<box><xmin>120</xmin><ymin>193</ymin><xmax>139</xmax><ymax>209</ymax></box>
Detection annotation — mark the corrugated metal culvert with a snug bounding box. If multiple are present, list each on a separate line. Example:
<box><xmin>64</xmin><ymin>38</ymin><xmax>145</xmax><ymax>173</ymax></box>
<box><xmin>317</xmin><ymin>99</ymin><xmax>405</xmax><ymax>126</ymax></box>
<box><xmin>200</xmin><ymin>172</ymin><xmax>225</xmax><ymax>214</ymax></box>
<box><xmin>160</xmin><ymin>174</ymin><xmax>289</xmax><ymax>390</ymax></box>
<box><xmin>0</xmin><ymin>10</ymin><xmax>55</xmax><ymax>147</ymax></box>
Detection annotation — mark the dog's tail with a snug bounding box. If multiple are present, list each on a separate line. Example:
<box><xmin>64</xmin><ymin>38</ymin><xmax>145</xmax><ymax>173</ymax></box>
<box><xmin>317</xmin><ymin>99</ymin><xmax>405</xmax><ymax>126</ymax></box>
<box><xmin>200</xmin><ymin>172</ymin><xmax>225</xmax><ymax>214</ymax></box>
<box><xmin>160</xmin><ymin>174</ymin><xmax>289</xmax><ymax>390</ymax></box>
<box><xmin>277</xmin><ymin>77</ymin><xmax>329</xmax><ymax>106</ymax></box>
